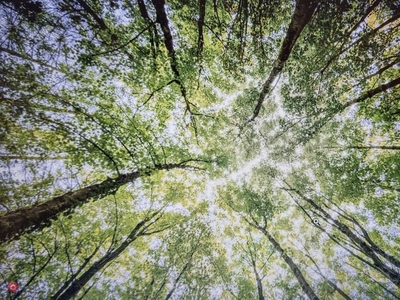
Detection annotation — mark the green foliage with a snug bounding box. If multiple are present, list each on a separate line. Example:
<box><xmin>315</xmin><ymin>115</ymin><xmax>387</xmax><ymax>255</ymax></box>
<box><xmin>1</xmin><ymin>0</ymin><xmax>400</xmax><ymax>299</ymax></box>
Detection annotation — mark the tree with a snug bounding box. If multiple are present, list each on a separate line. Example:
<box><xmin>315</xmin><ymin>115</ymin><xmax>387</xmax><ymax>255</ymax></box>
<box><xmin>283</xmin><ymin>183</ymin><xmax>400</xmax><ymax>288</ymax></box>
<box><xmin>223</xmin><ymin>185</ymin><xmax>320</xmax><ymax>299</ymax></box>
<box><xmin>1</xmin><ymin>0</ymin><xmax>400</xmax><ymax>298</ymax></box>
<box><xmin>52</xmin><ymin>208</ymin><xmax>166</xmax><ymax>300</ymax></box>
<box><xmin>0</xmin><ymin>160</ymin><xmax>212</xmax><ymax>244</ymax></box>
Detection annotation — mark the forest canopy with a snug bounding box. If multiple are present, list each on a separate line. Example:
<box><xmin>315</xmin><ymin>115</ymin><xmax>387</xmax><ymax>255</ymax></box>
<box><xmin>0</xmin><ymin>0</ymin><xmax>400</xmax><ymax>299</ymax></box>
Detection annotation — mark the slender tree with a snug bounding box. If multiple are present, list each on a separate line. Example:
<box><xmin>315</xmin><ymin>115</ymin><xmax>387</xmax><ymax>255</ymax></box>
<box><xmin>247</xmin><ymin>0</ymin><xmax>318</xmax><ymax>123</ymax></box>
<box><xmin>52</xmin><ymin>208</ymin><xmax>167</xmax><ymax>300</ymax></box>
<box><xmin>284</xmin><ymin>184</ymin><xmax>400</xmax><ymax>288</ymax></box>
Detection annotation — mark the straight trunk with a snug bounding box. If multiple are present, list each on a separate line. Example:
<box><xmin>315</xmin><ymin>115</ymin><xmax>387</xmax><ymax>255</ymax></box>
<box><xmin>164</xmin><ymin>230</ymin><xmax>204</xmax><ymax>300</ymax></box>
<box><xmin>52</xmin><ymin>211</ymin><xmax>160</xmax><ymax>300</ymax></box>
<box><xmin>343</xmin><ymin>76</ymin><xmax>400</xmax><ymax>109</ymax></box>
<box><xmin>0</xmin><ymin>162</ymin><xmax>198</xmax><ymax>244</ymax></box>
<box><xmin>349</xmin><ymin>145</ymin><xmax>400</xmax><ymax>151</ymax></box>
<box><xmin>248</xmin><ymin>0</ymin><xmax>318</xmax><ymax>122</ymax></box>
<box><xmin>259</xmin><ymin>228</ymin><xmax>319</xmax><ymax>300</ymax></box>
<box><xmin>50</xmin><ymin>245</ymin><xmax>101</xmax><ymax>300</ymax></box>
<box><xmin>304</xmin><ymin>252</ymin><xmax>351</xmax><ymax>300</ymax></box>
<box><xmin>291</xmin><ymin>188</ymin><xmax>400</xmax><ymax>287</ymax></box>
<box><xmin>253</xmin><ymin>263</ymin><xmax>265</xmax><ymax>300</ymax></box>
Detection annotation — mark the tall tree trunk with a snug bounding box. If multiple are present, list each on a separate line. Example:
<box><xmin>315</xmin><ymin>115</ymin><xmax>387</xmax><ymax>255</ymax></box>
<box><xmin>303</xmin><ymin>250</ymin><xmax>351</xmax><ymax>300</ymax></box>
<box><xmin>262</xmin><ymin>229</ymin><xmax>319</xmax><ymax>300</ymax></box>
<box><xmin>249</xmin><ymin>222</ymin><xmax>319</xmax><ymax>300</ymax></box>
<box><xmin>348</xmin><ymin>145</ymin><xmax>400</xmax><ymax>151</ymax></box>
<box><xmin>164</xmin><ymin>229</ymin><xmax>205</xmax><ymax>300</ymax></box>
<box><xmin>151</xmin><ymin>0</ymin><xmax>192</xmax><ymax>113</ymax></box>
<box><xmin>49</xmin><ymin>245</ymin><xmax>101</xmax><ymax>300</ymax></box>
<box><xmin>0</xmin><ymin>160</ymin><xmax>205</xmax><ymax>244</ymax></box>
<box><xmin>288</xmin><ymin>187</ymin><xmax>400</xmax><ymax>288</ymax></box>
<box><xmin>253</xmin><ymin>262</ymin><xmax>265</xmax><ymax>300</ymax></box>
<box><xmin>343</xmin><ymin>76</ymin><xmax>400</xmax><ymax>109</ymax></box>
<box><xmin>52</xmin><ymin>210</ymin><xmax>162</xmax><ymax>300</ymax></box>
<box><xmin>248</xmin><ymin>0</ymin><xmax>318</xmax><ymax>122</ymax></box>
<box><xmin>246</xmin><ymin>239</ymin><xmax>266</xmax><ymax>300</ymax></box>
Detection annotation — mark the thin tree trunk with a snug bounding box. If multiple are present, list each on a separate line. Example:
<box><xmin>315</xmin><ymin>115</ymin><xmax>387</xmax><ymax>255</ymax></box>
<box><xmin>362</xmin><ymin>58</ymin><xmax>400</xmax><ymax>82</ymax></box>
<box><xmin>348</xmin><ymin>145</ymin><xmax>400</xmax><ymax>151</ymax></box>
<box><xmin>290</xmin><ymin>192</ymin><xmax>399</xmax><ymax>282</ymax></box>
<box><xmin>150</xmin><ymin>0</ymin><xmax>192</xmax><ymax>113</ymax></box>
<box><xmin>288</xmin><ymin>187</ymin><xmax>400</xmax><ymax>287</ymax></box>
<box><xmin>262</xmin><ymin>229</ymin><xmax>319</xmax><ymax>300</ymax></box>
<box><xmin>325</xmin><ymin>145</ymin><xmax>400</xmax><ymax>151</ymax></box>
<box><xmin>0</xmin><ymin>160</ymin><xmax>206</xmax><ymax>244</ymax></box>
<box><xmin>247</xmin><ymin>0</ymin><xmax>318</xmax><ymax>122</ymax></box>
<box><xmin>164</xmin><ymin>229</ymin><xmax>205</xmax><ymax>300</ymax></box>
<box><xmin>249</xmin><ymin>222</ymin><xmax>319</xmax><ymax>300</ymax></box>
<box><xmin>246</xmin><ymin>239</ymin><xmax>265</xmax><ymax>300</ymax></box>
<box><xmin>52</xmin><ymin>210</ymin><xmax>162</xmax><ymax>300</ymax></box>
<box><xmin>319</xmin><ymin>0</ymin><xmax>385</xmax><ymax>74</ymax></box>
<box><xmin>343</xmin><ymin>76</ymin><xmax>400</xmax><ymax>109</ymax></box>
<box><xmin>346</xmin><ymin>262</ymin><xmax>400</xmax><ymax>299</ymax></box>
<box><xmin>50</xmin><ymin>245</ymin><xmax>101</xmax><ymax>300</ymax></box>
<box><xmin>253</xmin><ymin>262</ymin><xmax>265</xmax><ymax>300</ymax></box>
<box><xmin>164</xmin><ymin>257</ymin><xmax>193</xmax><ymax>300</ymax></box>
<box><xmin>303</xmin><ymin>250</ymin><xmax>351</xmax><ymax>300</ymax></box>
<box><xmin>197</xmin><ymin>0</ymin><xmax>206</xmax><ymax>58</ymax></box>
<box><xmin>324</xmin><ymin>199</ymin><xmax>400</xmax><ymax>269</ymax></box>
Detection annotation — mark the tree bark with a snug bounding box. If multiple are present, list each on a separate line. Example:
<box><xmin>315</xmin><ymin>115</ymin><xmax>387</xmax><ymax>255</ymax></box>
<box><xmin>50</xmin><ymin>245</ymin><xmax>101</xmax><ymax>300</ymax></box>
<box><xmin>253</xmin><ymin>262</ymin><xmax>265</xmax><ymax>300</ymax></box>
<box><xmin>343</xmin><ymin>76</ymin><xmax>400</xmax><ymax>109</ymax></box>
<box><xmin>304</xmin><ymin>251</ymin><xmax>351</xmax><ymax>300</ymax></box>
<box><xmin>197</xmin><ymin>0</ymin><xmax>207</xmax><ymax>57</ymax></box>
<box><xmin>248</xmin><ymin>0</ymin><xmax>318</xmax><ymax>122</ymax></box>
<box><xmin>0</xmin><ymin>161</ymin><xmax>204</xmax><ymax>244</ymax></box>
<box><xmin>151</xmin><ymin>0</ymin><xmax>192</xmax><ymax>113</ymax></box>
<box><xmin>52</xmin><ymin>210</ymin><xmax>162</xmax><ymax>300</ymax></box>
<box><xmin>289</xmin><ymin>188</ymin><xmax>400</xmax><ymax>288</ymax></box>
<box><xmin>257</xmin><ymin>227</ymin><xmax>319</xmax><ymax>300</ymax></box>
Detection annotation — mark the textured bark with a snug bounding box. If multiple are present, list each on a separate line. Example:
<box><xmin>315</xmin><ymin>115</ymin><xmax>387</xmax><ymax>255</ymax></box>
<box><xmin>343</xmin><ymin>76</ymin><xmax>400</xmax><ymax>109</ymax></box>
<box><xmin>0</xmin><ymin>161</ymin><xmax>201</xmax><ymax>244</ymax></box>
<box><xmin>52</xmin><ymin>211</ymin><xmax>160</xmax><ymax>300</ymax></box>
<box><xmin>260</xmin><ymin>228</ymin><xmax>319</xmax><ymax>300</ymax></box>
<box><xmin>248</xmin><ymin>0</ymin><xmax>318</xmax><ymax>122</ymax></box>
